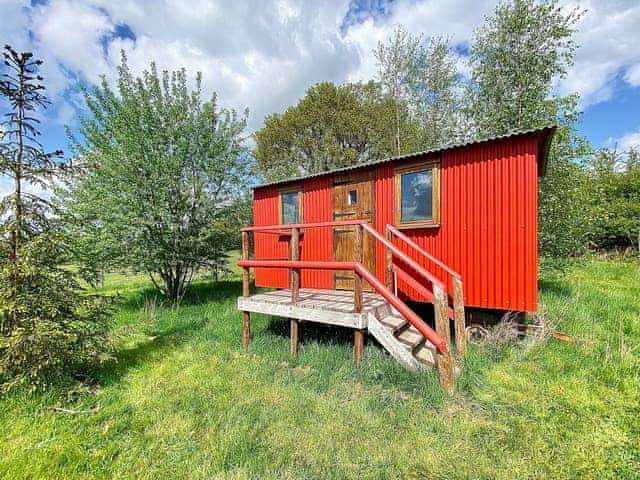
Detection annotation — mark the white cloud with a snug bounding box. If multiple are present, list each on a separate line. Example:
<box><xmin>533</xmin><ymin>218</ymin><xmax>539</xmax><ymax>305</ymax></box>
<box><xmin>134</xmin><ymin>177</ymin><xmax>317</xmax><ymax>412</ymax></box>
<box><xmin>560</xmin><ymin>0</ymin><xmax>640</xmax><ymax>107</ymax></box>
<box><xmin>625</xmin><ymin>63</ymin><xmax>640</xmax><ymax>87</ymax></box>
<box><xmin>613</xmin><ymin>127</ymin><xmax>640</xmax><ymax>151</ymax></box>
<box><xmin>343</xmin><ymin>0</ymin><xmax>494</xmax><ymax>83</ymax></box>
<box><xmin>1</xmin><ymin>0</ymin><xmax>640</xmax><ymax>140</ymax></box>
<box><xmin>0</xmin><ymin>176</ymin><xmax>11</xmax><ymax>201</ymax></box>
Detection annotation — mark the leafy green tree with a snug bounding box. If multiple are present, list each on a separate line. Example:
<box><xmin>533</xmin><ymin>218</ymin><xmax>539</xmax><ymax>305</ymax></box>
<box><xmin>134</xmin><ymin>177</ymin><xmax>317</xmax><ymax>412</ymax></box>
<box><xmin>412</xmin><ymin>36</ymin><xmax>464</xmax><ymax>148</ymax></box>
<box><xmin>587</xmin><ymin>147</ymin><xmax>640</xmax><ymax>251</ymax></box>
<box><xmin>468</xmin><ymin>0</ymin><xmax>593</xmax><ymax>259</ymax></box>
<box><xmin>0</xmin><ymin>46</ymin><xmax>63</xmax><ymax>260</ymax></box>
<box><xmin>0</xmin><ymin>45</ymin><xmax>111</xmax><ymax>392</ymax></box>
<box><xmin>374</xmin><ymin>27</ymin><xmax>462</xmax><ymax>152</ymax></box>
<box><xmin>254</xmin><ymin>81</ymin><xmax>401</xmax><ymax>181</ymax></box>
<box><xmin>61</xmin><ymin>54</ymin><xmax>251</xmax><ymax>303</ymax></box>
<box><xmin>468</xmin><ymin>0</ymin><xmax>583</xmax><ymax>135</ymax></box>
<box><xmin>374</xmin><ymin>27</ymin><xmax>422</xmax><ymax>155</ymax></box>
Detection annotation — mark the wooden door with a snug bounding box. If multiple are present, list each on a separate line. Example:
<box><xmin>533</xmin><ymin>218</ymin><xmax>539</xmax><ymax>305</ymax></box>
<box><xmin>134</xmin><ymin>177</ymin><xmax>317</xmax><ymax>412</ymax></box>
<box><xmin>333</xmin><ymin>171</ymin><xmax>375</xmax><ymax>290</ymax></box>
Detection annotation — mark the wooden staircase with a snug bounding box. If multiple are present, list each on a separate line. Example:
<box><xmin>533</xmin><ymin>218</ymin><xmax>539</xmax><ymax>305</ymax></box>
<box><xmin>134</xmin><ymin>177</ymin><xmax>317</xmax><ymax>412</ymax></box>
<box><xmin>368</xmin><ymin>305</ymin><xmax>437</xmax><ymax>369</ymax></box>
<box><xmin>237</xmin><ymin>220</ymin><xmax>466</xmax><ymax>393</ymax></box>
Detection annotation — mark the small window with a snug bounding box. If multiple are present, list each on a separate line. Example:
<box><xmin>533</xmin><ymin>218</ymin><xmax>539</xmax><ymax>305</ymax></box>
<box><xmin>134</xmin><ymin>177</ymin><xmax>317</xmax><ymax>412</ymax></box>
<box><xmin>347</xmin><ymin>190</ymin><xmax>357</xmax><ymax>205</ymax></box>
<box><xmin>395</xmin><ymin>160</ymin><xmax>440</xmax><ymax>228</ymax></box>
<box><xmin>279</xmin><ymin>187</ymin><xmax>302</xmax><ymax>224</ymax></box>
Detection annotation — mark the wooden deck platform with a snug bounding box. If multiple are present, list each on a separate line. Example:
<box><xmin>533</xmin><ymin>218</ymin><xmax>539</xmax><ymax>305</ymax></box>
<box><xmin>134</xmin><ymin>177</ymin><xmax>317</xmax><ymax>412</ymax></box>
<box><xmin>237</xmin><ymin>288</ymin><xmax>390</xmax><ymax>329</ymax></box>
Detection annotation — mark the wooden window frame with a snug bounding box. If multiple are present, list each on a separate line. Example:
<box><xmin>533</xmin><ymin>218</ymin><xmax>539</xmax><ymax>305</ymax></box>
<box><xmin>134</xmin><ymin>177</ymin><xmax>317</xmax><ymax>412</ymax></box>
<box><xmin>394</xmin><ymin>159</ymin><xmax>440</xmax><ymax>229</ymax></box>
<box><xmin>278</xmin><ymin>185</ymin><xmax>303</xmax><ymax>225</ymax></box>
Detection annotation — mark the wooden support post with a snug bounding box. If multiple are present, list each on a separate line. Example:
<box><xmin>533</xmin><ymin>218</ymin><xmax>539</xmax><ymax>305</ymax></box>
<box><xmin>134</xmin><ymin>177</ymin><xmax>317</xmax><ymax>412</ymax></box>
<box><xmin>242</xmin><ymin>231</ymin><xmax>250</xmax><ymax>297</ymax></box>
<box><xmin>290</xmin><ymin>227</ymin><xmax>300</xmax><ymax>303</ymax></box>
<box><xmin>290</xmin><ymin>318</ymin><xmax>299</xmax><ymax>357</ymax></box>
<box><xmin>434</xmin><ymin>285</ymin><xmax>454</xmax><ymax>394</ymax></box>
<box><xmin>354</xmin><ymin>329</ymin><xmax>364</xmax><ymax>367</ymax></box>
<box><xmin>242</xmin><ymin>312</ymin><xmax>251</xmax><ymax>349</ymax></box>
<box><xmin>453</xmin><ymin>277</ymin><xmax>466</xmax><ymax>356</ymax></box>
<box><xmin>354</xmin><ymin>224</ymin><xmax>363</xmax><ymax>314</ymax></box>
<box><xmin>353</xmin><ymin>224</ymin><xmax>364</xmax><ymax>367</ymax></box>
<box><xmin>385</xmin><ymin>227</ymin><xmax>394</xmax><ymax>291</ymax></box>
<box><xmin>241</xmin><ymin>231</ymin><xmax>251</xmax><ymax>349</ymax></box>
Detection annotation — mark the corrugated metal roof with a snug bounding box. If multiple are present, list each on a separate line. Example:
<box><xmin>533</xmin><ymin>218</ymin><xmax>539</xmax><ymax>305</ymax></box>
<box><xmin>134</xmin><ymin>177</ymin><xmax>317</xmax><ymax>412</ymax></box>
<box><xmin>253</xmin><ymin>125</ymin><xmax>556</xmax><ymax>189</ymax></box>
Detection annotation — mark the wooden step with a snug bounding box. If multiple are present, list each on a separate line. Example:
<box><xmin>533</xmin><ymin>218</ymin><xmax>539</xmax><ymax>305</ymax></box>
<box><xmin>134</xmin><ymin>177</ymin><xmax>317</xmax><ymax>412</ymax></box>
<box><xmin>396</xmin><ymin>326</ymin><xmax>424</xmax><ymax>349</ymax></box>
<box><xmin>379</xmin><ymin>315</ymin><xmax>407</xmax><ymax>333</ymax></box>
<box><xmin>414</xmin><ymin>343</ymin><xmax>436</xmax><ymax>366</ymax></box>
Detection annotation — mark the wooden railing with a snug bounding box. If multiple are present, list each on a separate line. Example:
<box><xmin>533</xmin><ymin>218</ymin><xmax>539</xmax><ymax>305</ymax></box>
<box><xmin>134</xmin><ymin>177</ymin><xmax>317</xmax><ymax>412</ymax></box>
<box><xmin>386</xmin><ymin>225</ymin><xmax>466</xmax><ymax>355</ymax></box>
<box><xmin>239</xmin><ymin>220</ymin><xmax>460</xmax><ymax>392</ymax></box>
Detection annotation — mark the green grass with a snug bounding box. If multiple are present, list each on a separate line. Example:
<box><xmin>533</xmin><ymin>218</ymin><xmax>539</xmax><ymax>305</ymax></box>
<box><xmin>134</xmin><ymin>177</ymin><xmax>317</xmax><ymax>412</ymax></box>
<box><xmin>1</xmin><ymin>260</ymin><xmax>639</xmax><ymax>479</ymax></box>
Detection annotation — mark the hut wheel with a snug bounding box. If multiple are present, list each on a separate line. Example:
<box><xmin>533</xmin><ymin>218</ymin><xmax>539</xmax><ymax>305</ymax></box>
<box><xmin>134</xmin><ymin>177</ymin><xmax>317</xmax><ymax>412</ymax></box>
<box><xmin>466</xmin><ymin>324</ymin><xmax>489</xmax><ymax>344</ymax></box>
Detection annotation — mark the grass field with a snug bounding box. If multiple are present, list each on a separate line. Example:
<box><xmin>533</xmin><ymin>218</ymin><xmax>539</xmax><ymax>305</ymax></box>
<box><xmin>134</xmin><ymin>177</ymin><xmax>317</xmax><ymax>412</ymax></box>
<box><xmin>1</xmin><ymin>259</ymin><xmax>639</xmax><ymax>479</ymax></box>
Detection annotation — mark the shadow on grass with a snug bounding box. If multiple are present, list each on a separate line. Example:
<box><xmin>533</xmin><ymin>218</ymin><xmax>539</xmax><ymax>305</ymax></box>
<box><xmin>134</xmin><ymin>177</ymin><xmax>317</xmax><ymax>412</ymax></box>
<box><xmin>181</xmin><ymin>279</ymin><xmax>243</xmax><ymax>306</ymax></box>
<box><xmin>538</xmin><ymin>277</ymin><xmax>573</xmax><ymax>298</ymax></box>
<box><xmin>265</xmin><ymin>316</ymin><xmax>356</xmax><ymax>347</ymax></box>
<box><xmin>97</xmin><ymin>335</ymin><xmax>180</xmax><ymax>387</ymax></box>
<box><xmin>97</xmin><ymin>279</ymin><xmax>244</xmax><ymax>387</ymax></box>
<box><xmin>118</xmin><ymin>278</ymin><xmax>243</xmax><ymax>312</ymax></box>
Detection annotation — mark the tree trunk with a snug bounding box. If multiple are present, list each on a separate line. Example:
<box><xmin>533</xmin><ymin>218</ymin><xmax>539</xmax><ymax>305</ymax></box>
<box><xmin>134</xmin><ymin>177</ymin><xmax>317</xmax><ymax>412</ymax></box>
<box><xmin>157</xmin><ymin>263</ymin><xmax>192</xmax><ymax>304</ymax></box>
<box><xmin>12</xmin><ymin>60</ymin><xmax>25</xmax><ymax>262</ymax></box>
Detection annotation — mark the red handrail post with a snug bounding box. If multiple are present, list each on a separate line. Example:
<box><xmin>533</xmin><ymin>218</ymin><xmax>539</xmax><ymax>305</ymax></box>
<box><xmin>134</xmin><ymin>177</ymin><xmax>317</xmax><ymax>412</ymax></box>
<box><xmin>434</xmin><ymin>285</ymin><xmax>454</xmax><ymax>393</ymax></box>
<box><xmin>241</xmin><ymin>231</ymin><xmax>251</xmax><ymax>349</ymax></box>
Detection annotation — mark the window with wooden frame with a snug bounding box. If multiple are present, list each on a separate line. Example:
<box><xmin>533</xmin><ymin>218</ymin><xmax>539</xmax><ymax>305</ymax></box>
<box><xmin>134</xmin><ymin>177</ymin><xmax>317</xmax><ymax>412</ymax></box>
<box><xmin>278</xmin><ymin>185</ymin><xmax>303</xmax><ymax>225</ymax></box>
<box><xmin>394</xmin><ymin>159</ymin><xmax>440</xmax><ymax>228</ymax></box>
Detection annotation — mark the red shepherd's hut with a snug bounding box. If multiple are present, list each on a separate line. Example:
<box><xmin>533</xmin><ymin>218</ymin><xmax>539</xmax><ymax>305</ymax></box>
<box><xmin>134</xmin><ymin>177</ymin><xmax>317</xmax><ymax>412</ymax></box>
<box><xmin>238</xmin><ymin>126</ymin><xmax>555</xmax><ymax>389</ymax></box>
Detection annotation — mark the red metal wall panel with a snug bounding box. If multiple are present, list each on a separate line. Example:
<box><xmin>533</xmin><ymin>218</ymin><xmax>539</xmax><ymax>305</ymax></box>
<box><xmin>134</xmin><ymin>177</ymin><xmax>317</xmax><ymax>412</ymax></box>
<box><xmin>374</xmin><ymin>135</ymin><xmax>539</xmax><ymax>311</ymax></box>
<box><xmin>253</xmin><ymin>134</ymin><xmax>540</xmax><ymax>312</ymax></box>
<box><xmin>300</xmin><ymin>176</ymin><xmax>334</xmax><ymax>289</ymax></box>
<box><xmin>253</xmin><ymin>185</ymin><xmax>289</xmax><ymax>288</ymax></box>
<box><xmin>253</xmin><ymin>177</ymin><xmax>334</xmax><ymax>289</ymax></box>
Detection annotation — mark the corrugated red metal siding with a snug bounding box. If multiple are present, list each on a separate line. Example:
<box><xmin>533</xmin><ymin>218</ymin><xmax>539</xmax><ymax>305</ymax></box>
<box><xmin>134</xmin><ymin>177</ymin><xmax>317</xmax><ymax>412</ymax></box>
<box><xmin>253</xmin><ymin>177</ymin><xmax>334</xmax><ymax>289</ymax></box>
<box><xmin>253</xmin><ymin>185</ymin><xmax>289</xmax><ymax>288</ymax></box>
<box><xmin>375</xmin><ymin>136</ymin><xmax>539</xmax><ymax>312</ymax></box>
<box><xmin>253</xmin><ymin>134</ymin><xmax>539</xmax><ymax>312</ymax></box>
<box><xmin>300</xmin><ymin>176</ymin><xmax>333</xmax><ymax>289</ymax></box>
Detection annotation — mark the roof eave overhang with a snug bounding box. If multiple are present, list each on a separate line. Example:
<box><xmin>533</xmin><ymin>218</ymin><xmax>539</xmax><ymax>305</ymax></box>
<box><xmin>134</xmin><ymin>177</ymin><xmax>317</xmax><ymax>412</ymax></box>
<box><xmin>254</xmin><ymin>125</ymin><xmax>558</xmax><ymax>189</ymax></box>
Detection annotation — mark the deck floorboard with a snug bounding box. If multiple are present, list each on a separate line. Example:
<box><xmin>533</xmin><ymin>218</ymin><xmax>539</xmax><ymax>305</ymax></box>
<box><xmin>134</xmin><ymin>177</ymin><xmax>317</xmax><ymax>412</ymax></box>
<box><xmin>238</xmin><ymin>288</ymin><xmax>388</xmax><ymax>329</ymax></box>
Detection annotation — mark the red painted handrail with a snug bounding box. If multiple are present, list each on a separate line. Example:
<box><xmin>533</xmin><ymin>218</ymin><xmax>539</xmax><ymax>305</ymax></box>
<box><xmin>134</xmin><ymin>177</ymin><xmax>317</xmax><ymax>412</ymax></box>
<box><xmin>237</xmin><ymin>260</ymin><xmax>356</xmax><ymax>270</ymax></box>
<box><xmin>242</xmin><ymin>219</ymin><xmax>366</xmax><ymax>232</ymax></box>
<box><xmin>238</xmin><ymin>257</ymin><xmax>448</xmax><ymax>353</ymax></box>
<box><xmin>360</xmin><ymin>223</ymin><xmax>445</xmax><ymax>290</ymax></box>
<box><xmin>386</xmin><ymin>225</ymin><xmax>461</xmax><ymax>279</ymax></box>
<box><xmin>355</xmin><ymin>264</ymin><xmax>448</xmax><ymax>353</ymax></box>
<box><xmin>393</xmin><ymin>265</ymin><xmax>454</xmax><ymax>320</ymax></box>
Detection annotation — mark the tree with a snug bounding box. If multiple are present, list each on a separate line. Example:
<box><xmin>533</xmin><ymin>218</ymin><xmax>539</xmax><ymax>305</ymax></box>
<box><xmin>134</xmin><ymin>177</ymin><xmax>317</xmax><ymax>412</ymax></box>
<box><xmin>587</xmin><ymin>147</ymin><xmax>640</xmax><ymax>252</ymax></box>
<box><xmin>254</xmin><ymin>81</ymin><xmax>402</xmax><ymax>181</ymax></box>
<box><xmin>412</xmin><ymin>36</ymin><xmax>464</xmax><ymax>148</ymax></box>
<box><xmin>61</xmin><ymin>54</ymin><xmax>251</xmax><ymax>303</ymax></box>
<box><xmin>374</xmin><ymin>27</ymin><xmax>421</xmax><ymax>155</ymax></box>
<box><xmin>468</xmin><ymin>0</ymin><xmax>593</xmax><ymax>260</ymax></box>
<box><xmin>0</xmin><ymin>45</ymin><xmax>111</xmax><ymax>391</ymax></box>
<box><xmin>0</xmin><ymin>46</ymin><xmax>63</xmax><ymax>261</ymax></box>
<box><xmin>374</xmin><ymin>27</ymin><xmax>462</xmax><ymax>153</ymax></box>
<box><xmin>468</xmin><ymin>0</ymin><xmax>583</xmax><ymax>135</ymax></box>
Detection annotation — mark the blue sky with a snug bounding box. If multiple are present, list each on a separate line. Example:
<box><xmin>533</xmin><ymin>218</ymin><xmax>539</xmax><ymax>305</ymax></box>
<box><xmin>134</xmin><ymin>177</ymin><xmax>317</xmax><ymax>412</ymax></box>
<box><xmin>2</xmin><ymin>0</ymin><xmax>640</xmax><ymax>185</ymax></box>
